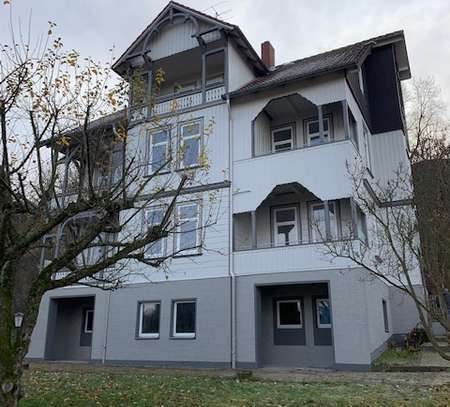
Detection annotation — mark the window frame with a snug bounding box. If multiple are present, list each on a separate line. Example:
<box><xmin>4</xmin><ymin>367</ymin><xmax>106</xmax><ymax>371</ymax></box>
<box><xmin>271</xmin><ymin>124</ymin><xmax>295</xmax><ymax>153</ymax></box>
<box><xmin>146</xmin><ymin>127</ymin><xmax>171</xmax><ymax>175</ymax></box>
<box><xmin>315</xmin><ymin>298</ymin><xmax>332</xmax><ymax>328</ymax></box>
<box><xmin>84</xmin><ymin>309</ymin><xmax>94</xmax><ymax>334</ymax></box>
<box><xmin>382</xmin><ymin>299</ymin><xmax>389</xmax><ymax>333</ymax></box>
<box><xmin>137</xmin><ymin>301</ymin><xmax>161</xmax><ymax>339</ymax></box>
<box><xmin>304</xmin><ymin>114</ymin><xmax>333</xmax><ymax>146</ymax></box>
<box><xmin>276</xmin><ymin>299</ymin><xmax>303</xmax><ymax>329</ymax></box>
<box><xmin>172</xmin><ymin>300</ymin><xmax>197</xmax><ymax>339</ymax></box>
<box><xmin>271</xmin><ymin>205</ymin><xmax>301</xmax><ymax>247</ymax></box>
<box><xmin>143</xmin><ymin>205</ymin><xmax>167</xmax><ymax>259</ymax></box>
<box><xmin>174</xmin><ymin>201</ymin><xmax>201</xmax><ymax>256</ymax></box>
<box><xmin>178</xmin><ymin>119</ymin><xmax>203</xmax><ymax>170</ymax></box>
<box><xmin>308</xmin><ymin>201</ymin><xmax>340</xmax><ymax>242</ymax></box>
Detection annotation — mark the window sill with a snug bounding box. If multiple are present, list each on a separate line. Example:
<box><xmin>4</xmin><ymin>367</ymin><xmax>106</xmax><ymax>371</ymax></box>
<box><xmin>170</xmin><ymin>334</ymin><xmax>196</xmax><ymax>340</ymax></box>
<box><xmin>136</xmin><ymin>335</ymin><xmax>160</xmax><ymax>340</ymax></box>
<box><xmin>173</xmin><ymin>251</ymin><xmax>202</xmax><ymax>259</ymax></box>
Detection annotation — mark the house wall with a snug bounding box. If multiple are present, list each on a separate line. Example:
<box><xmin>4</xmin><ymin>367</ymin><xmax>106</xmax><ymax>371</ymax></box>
<box><xmin>258</xmin><ymin>283</ymin><xmax>334</xmax><ymax>368</ymax></box>
<box><xmin>235</xmin><ymin>268</ymin><xmax>391</xmax><ymax>370</ymax></box>
<box><xmin>231</xmin><ymin>74</ymin><xmax>347</xmax><ymax>162</ymax></box>
<box><xmin>228</xmin><ymin>41</ymin><xmax>255</xmax><ymax>92</ymax></box>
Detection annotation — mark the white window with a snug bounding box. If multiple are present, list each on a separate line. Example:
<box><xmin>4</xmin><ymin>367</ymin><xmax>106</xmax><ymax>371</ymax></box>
<box><xmin>179</xmin><ymin>121</ymin><xmax>201</xmax><ymax>168</ymax></box>
<box><xmin>306</xmin><ymin>117</ymin><xmax>331</xmax><ymax>146</ymax></box>
<box><xmin>363</xmin><ymin>124</ymin><xmax>372</xmax><ymax>171</ymax></box>
<box><xmin>144</xmin><ymin>207</ymin><xmax>166</xmax><ymax>258</ymax></box>
<box><xmin>316</xmin><ymin>298</ymin><xmax>332</xmax><ymax>328</ymax></box>
<box><xmin>272</xmin><ymin>206</ymin><xmax>299</xmax><ymax>246</ymax></box>
<box><xmin>310</xmin><ymin>201</ymin><xmax>339</xmax><ymax>242</ymax></box>
<box><xmin>348</xmin><ymin>110</ymin><xmax>359</xmax><ymax>151</ymax></box>
<box><xmin>41</xmin><ymin>235</ymin><xmax>56</xmax><ymax>268</ymax></box>
<box><xmin>138</xmin><ymin>302</ymin><xmax>160</xmax><ymax>338</ymax></box>
<box><xmin>147</xmin><ymin>129</ymin><xmax>169</xmax><ymax>174</ymax></box>
<box><xmin>271</xmin><ymin>126</ymin><xmax>294</xmax><ymax>152</ymax></box>
<box><xmin>277</xmin><ymin>300</ymin><xmax>302</xmax><ymax>328</ymax></box>
<box><xmin>84</xmin><ymin>309</ymin><xmax>94</xmax><ymax>333</ymax></box>
<box><xmin>173</xmin><ymin>300</ymin><xmax>196</xmax><ymax>338</ymax></box>
<box><xmin>175</xmin><ymin>202</ymin><xmax>200</xmax><ymax>255</ymax></box>
<box><xmin>356</xmin><ymin>207</ymin><xmax>368</xmax><ymax>243</ymax></box>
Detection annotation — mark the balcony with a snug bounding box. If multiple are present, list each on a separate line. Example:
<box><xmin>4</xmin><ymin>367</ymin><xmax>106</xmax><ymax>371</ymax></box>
<box><xmin>129</xmin><ymin>45</ymin><xmax>226</xmax><ymax>122</ymax></box>
<box><xmin>233</xmin><ymin>94</ymin><xmax>361</xmax><ymax>214</ymax></box>
<box><xmin>130</xmin><ymin>85</ymin><xmax>225</xmax><ymax>121</ymax></box>
<box><xmin>233</xmin><ymin>185</ymin><xmax>368</xmax><ymax>274</ymax></box>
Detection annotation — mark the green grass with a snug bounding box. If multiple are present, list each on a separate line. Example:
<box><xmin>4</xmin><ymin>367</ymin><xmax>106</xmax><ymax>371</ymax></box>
<box><xmin>373</xmin><ymin>348</ymin><xmax>420</xmax><ymax>367</ymax></box>
<box><xmin>21</xmin><ymin>369</ymin><xmax>450</xmax><ymax>406</ymax></box>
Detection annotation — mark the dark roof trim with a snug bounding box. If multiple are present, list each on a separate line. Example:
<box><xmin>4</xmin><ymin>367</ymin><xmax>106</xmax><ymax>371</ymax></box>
<box><xmin>229</xmin><ymin>30</ymin><xmax>410</xmax><ymax>100</ymax></box>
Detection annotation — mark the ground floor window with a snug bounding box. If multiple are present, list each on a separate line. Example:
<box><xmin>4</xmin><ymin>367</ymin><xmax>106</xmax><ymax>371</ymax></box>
<box><xmin>84</xmin><ymin>309</ymin><xmax>94</xmax><ymax>333</ymax></box>
<box><xmin>315</xmin><ymin>298</ymin><xmax>332</xmax><ymax>328</ymax></box>
<box><xmin>138</xmin><ymin>302</ymin><xmax>161</xmax><ymax>338</ymax></box>
<box><xmin>382</xmin><ymin>299</ymin><xmax>389</xmax><ymax>333</ymax></box>
<box><xmin>173</xmin><ymin>300</ymin><xmax>196</xmax><ymax>338</ymax></box>
<box><xmin>277</xmin><ymin>299</ymin><xmax>302</xmax><ymax>328</ymax></box>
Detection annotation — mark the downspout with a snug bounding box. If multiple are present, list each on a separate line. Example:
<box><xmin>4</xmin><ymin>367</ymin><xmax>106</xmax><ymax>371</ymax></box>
<box><xmin>102</xmin><ymin>290</ymin><xmax>112</xmax><ymax>364</ymax></box>
<box><xmin>227</xmin><ymin>96</ymin><xmax>237</xmax><ymax>370</ymax></box>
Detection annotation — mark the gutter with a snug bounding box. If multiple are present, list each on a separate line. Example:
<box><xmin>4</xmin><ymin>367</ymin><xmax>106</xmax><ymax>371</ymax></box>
<box><xmin>226</xmin><ymin>95</ymin><xmax>237</xmax><ymax>369</ymax></box>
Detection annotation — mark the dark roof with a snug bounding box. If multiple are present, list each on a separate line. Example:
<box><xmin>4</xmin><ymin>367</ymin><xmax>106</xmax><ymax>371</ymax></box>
<box><xmin>230</xmin><ymin>31</ymin><xmax>407</xmax><ymax>99</ymax></box>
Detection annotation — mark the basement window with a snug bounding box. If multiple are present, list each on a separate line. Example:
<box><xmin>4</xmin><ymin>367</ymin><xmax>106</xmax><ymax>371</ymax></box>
<box><xmin>172</xmin><ymin>300</ymin><xmax>196</xmax><ymax>338</ymax></box>
<box><xmin>84</xmin><ymin>309</ymin><xmax>94</xmax><ymax>334</ymax></box>
<box><xmin>277</xmin><ymin>299</ymin><xmax>302</xmax><ymax>328</ymax></box>
<box><xmin>138</xmin><ymin>302</ymin><xmax>161</xmax><ymax>339</ymax></box>
<box><xmin>316</xmin><ymin>298</ymin><xmax>332</xmax><ymax>328</ymax></box>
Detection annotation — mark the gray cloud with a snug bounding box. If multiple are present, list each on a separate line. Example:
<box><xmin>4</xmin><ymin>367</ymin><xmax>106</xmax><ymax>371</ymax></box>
<box><xmin>2</xmin><ymin>0</ymin><xmax>450</xmax><ymax>106</ymax></box>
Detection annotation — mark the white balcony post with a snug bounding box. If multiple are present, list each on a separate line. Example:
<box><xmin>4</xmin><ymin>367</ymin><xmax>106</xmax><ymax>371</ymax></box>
<box><xmin>324</xmin><ymin>200</ymin><xmax>331</xmax><ymax>241</ymax></box>
<box><xmin>251</xmin><ymin>210</ymin><xmax>257</xmax><ymax>249</ymax></box>
<box><xmin>318</xmin><ymin>104</ymin><xmax>324</xmax><ymax>144</ymax></box>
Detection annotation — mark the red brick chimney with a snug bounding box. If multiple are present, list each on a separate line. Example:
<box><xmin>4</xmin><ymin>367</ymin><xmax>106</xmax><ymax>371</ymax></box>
<box><xmin>261</xmin><ymin>41</ymin><xmax>275</xmax><ymax>68</ymax></box>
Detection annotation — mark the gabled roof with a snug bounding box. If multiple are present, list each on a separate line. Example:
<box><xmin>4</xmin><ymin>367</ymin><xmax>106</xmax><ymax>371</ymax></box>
<box><xmin>112</xmin><ymin>1</ymin><xmax>267</xmax><ymax>76</ymax></box>
<box><xmin>230</xmin><ymin>30</ymin><xmax>411</xmax><ymax>99</ymax></box>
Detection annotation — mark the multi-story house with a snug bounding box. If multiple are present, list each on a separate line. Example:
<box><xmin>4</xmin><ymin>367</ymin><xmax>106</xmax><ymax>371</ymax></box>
<box><xmin>28</xmin><ymin>1</ymin><xmax>422</xmax><ymax>370</ymax></box>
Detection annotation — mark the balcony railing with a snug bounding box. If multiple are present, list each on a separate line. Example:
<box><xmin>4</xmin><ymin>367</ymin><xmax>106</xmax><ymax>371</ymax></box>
<box><xmin>130</xmin><ymin>84</ymin><xmax>225</xmax><ymax>122</ymax></box>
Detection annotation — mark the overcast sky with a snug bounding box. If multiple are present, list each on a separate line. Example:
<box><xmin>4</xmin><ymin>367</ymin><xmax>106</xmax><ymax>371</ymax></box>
<box><xmin>2</xmin><ymin>0</ymin><xmax>450</xmax><ymax>106</ymax></box>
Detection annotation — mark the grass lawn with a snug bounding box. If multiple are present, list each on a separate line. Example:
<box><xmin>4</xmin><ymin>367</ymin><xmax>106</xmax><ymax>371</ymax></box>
<box><xmin>373</xmin><ymin>348</ymin><xmax>421</xmax><ymax>367</ymax></box>
<box><xmin>21</xmin><ymin>368</ymin><xmax>450</xmax><ymax>407</ymax></box>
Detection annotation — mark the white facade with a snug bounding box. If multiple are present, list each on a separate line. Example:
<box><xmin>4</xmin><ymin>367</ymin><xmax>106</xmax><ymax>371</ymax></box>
<box><xmin>28</xmin><ymin>2</ymin><xmax>420</xmax><ymax>370</ymax></box>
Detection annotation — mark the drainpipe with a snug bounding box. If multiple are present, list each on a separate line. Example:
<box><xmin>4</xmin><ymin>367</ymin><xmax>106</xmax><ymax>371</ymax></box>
<box><xmin>102</xmin><ymin>291</ymin><xmax>112</xmax><ymax>364</ymax></box>
<box><xmin>227</xmin><ymin>96</ymin><xmax>237</xmax><ymax>370</ymax></box>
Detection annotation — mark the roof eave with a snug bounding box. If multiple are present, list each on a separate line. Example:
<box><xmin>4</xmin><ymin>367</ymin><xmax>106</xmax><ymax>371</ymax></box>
<box><xmin>229</xmin><ymin>64</ymin><xmax>357</xmax><ymax>100</ymax></box>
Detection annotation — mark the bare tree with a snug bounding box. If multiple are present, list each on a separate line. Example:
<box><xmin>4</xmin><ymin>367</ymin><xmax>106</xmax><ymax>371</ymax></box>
<box><xmin>0</xmin><ymin>15</ymin><xmax>219</xmax><ymax>407</ymax></box>
<box><xmin>321</xmin><ymin>77</ymin><xmax>450</xmax><ymax>361</ymax></box>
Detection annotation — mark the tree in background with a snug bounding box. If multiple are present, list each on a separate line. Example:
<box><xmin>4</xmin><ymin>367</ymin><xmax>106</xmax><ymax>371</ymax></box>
<box><xmin>0</xmin><ymin>11</ymin><xmax>218</xmax><ymax>407</ymax></box>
